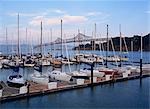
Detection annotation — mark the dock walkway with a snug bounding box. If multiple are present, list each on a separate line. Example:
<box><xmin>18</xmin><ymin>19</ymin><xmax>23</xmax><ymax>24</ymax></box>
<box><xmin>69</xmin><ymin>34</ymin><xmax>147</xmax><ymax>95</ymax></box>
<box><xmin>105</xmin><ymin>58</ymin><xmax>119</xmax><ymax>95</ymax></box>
<box><xmin>0</xmin><ymin>72</ymin><xmax>150</xmax><ymax>102</ymax></box>
<box><xmin>0</xmin><ymin>81</ymin><xmax>19</xmax><ymax>97</ymax></box>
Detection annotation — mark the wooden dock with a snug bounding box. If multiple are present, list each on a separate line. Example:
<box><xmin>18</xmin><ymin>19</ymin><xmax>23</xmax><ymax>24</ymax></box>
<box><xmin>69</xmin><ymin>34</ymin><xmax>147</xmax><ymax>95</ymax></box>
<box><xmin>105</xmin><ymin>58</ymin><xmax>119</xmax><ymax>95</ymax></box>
<box><xmin>0</xmin><ymin>71</ymin><xmax>150</xmax><ymax>102</ymax></box>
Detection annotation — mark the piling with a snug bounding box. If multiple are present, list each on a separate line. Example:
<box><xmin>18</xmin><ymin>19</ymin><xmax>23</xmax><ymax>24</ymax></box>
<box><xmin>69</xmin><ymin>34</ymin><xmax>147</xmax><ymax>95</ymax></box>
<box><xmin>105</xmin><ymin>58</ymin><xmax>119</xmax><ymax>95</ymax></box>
<box><xmin>27</xmin><ymin>83</ymin><xmax>30</xmax><ymax>94</ymax></box>
<box><xmin>91</xmin><ymin>63</ymin><xmax>94</xmax><ymax>85</ymax></box>
<box><xmin>140</xmin><ymin>34</ymin><xmax>143</xmax><ymax>78</ymax></box>
<box><xmin>140</xmin><ymin>59</ymin><xmax>142</xmax><ymax>78</ymax></box>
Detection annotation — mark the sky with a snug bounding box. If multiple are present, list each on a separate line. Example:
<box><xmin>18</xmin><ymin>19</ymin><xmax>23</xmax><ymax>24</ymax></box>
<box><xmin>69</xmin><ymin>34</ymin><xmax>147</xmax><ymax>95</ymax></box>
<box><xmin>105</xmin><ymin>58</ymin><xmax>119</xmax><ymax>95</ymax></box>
<box><xmin>0</xmin><ymin>0</ymin><xmax>149</xmax><ymax>44</ymax></box>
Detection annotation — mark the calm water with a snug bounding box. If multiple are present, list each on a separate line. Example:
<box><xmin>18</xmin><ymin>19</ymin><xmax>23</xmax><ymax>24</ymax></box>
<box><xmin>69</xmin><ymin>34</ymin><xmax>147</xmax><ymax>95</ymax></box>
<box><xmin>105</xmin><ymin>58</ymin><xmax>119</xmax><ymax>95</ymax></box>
<box><xmin>0</xmin><ymin>77</ymin><xmax>149</xmax><ymax>109</ymax></box>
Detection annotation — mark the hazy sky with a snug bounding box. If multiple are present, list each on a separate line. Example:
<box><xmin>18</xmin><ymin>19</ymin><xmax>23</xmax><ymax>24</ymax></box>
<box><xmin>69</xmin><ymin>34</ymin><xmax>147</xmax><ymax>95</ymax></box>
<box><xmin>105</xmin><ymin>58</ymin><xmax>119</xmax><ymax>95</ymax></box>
<box><xmin>0</xmin><ymin>0</ymin><xmax>149</xmax><ymax>44</ymax></box>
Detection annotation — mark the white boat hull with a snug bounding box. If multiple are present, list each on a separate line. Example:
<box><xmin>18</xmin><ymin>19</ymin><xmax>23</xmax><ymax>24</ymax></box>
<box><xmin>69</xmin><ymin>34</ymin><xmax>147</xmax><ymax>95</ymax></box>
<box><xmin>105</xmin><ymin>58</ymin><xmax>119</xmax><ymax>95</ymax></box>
<box><xmin>30</xmin><ymin>72</ymin><xmax>49</xmax><ymax>85</ymax></box>
<box><xmin>80</xmin><ymin>69</ymin><xmax>105</xmax><ymax>77</ymax></box>
<box><xmin>7</xmin><ymin>75</ymin><xmax>26</xmax><ymax>87</ymax></box>
<box><xmin>24</xmin><ymin>63</ymin><xmax>34</xmax><ymax>67</ymax></box>
<box><xmin>48</xmin><ymin>70</ymin><xmax>71</xmax><ymax>82</ymax></box>
<box><xmin>0</xmin><ymin>62</ymin><xmax>2</xmax><ymax>69</ymax></box>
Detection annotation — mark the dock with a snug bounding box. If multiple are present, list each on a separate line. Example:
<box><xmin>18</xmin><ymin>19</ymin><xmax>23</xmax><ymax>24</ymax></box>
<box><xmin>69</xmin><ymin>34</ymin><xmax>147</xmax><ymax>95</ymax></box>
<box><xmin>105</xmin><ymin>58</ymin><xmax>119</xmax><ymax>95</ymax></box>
<box><xmin>0</xmin><ymin>71</ymin><xmax>150</xmax><ymax>102</ymax></box>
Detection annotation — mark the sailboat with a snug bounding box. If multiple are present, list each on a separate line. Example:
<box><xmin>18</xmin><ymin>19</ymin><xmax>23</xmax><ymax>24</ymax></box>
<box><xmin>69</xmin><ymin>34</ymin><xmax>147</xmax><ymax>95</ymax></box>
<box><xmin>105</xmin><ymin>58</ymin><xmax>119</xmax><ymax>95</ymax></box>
<box><xmin>7</xmin><ymin>65</ymin><xmax>26</xmax><ymax>87</ymax></box>
<box><xmin>30</xmin><ymin>21</ymin><xmax>49</xmax><ymax>85</ymax></box>
<box><xmin>48</xmin><ymin>20</ymin><xmax>72</xmax><ymax>82</ymax></box>
<box><xmin>30</xmin><ymin>63</ymin><xmax>49</xmax><ymax>85</ymax></box>
<box><xmin>112</xmin><ymin>25</ymin><xmax>132</xmax><ymax>75</ymax></box>
<box><xmin>7</xmin><ymin>14</ymin><xmax>26</xmax><ymax>87</ymax></box>
<box><xmin>96</xmin><ymin>25</ymin><xmax>120</xmax><ymax>75</ymax></box>
<box><xmin>24</xmin><ymin>58</ymin><xmax>35</xmax><ymax>67</ymax></box>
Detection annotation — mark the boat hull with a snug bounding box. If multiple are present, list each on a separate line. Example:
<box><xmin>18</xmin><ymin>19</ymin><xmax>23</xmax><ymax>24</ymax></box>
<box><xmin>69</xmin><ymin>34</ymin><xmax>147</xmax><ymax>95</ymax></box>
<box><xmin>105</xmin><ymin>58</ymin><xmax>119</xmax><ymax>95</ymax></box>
<box><xmin>7</xmin><ymin>81</ymin><xmax>25</xmax><ymax>88</ymax></box>
<box><xmin>30</xmin><ymin>73</ymin><xmax>49</xmax><ymax>85</ymax></box>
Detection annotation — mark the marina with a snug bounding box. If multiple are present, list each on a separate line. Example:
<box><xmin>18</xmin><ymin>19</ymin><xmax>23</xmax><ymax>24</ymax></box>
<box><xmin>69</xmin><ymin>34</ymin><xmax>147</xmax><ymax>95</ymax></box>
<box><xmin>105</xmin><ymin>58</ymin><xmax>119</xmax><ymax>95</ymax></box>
<box><xmin>0</xmin><ymin>17</ymin><xmax>149</xmax><ymax>108</ymax></box>
<box><xmin>0</xmin><ymin>0</ymin><xmax>150</xmax><ymax>108</ymax></box>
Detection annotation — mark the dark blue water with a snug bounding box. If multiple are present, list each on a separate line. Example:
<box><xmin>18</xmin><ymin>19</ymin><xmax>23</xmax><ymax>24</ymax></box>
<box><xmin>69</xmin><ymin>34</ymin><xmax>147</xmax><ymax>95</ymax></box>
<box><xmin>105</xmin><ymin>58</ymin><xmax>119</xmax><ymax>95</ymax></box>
<box><xmin>0</xmin><ymin>77</ymin><xmax>149</xmax><ymax>109</ymax></box>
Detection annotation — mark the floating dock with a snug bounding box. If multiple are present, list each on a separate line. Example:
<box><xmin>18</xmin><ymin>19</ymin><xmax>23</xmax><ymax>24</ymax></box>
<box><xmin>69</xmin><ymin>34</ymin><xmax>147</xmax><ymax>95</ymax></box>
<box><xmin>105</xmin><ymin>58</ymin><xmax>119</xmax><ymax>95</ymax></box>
<box><xmin>0</xmin><ymin>71</ymin><xmax>150</xmax><ymax>102</ymax></box>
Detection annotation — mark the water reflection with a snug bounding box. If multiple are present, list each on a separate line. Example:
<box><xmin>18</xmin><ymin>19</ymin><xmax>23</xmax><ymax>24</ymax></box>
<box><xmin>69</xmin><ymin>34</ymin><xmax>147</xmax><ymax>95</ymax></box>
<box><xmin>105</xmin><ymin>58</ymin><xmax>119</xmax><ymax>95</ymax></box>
<box><xmin>140</xmin><ymin>78</ymin><xmax>143</xmax><ymax>88</ymax></box>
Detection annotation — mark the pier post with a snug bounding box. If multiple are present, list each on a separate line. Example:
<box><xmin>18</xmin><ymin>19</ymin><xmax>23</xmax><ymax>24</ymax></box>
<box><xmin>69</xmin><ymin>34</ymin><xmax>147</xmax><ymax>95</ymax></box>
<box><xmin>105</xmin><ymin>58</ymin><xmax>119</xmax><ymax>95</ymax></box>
<box><xmin>112</xmin><ymin>72</ymin><xmax>115</xmax><ymax>83</ymax></box>
<box><xmin>91</xmin><ymin>63</ymin><xmax>94</xmax><ymax>85</ymax></box>
<box><xmin>27</xmin><ymin>83</ymin><xmax>30</xmax><ymax>94</ymax></box>
<box><xmin>140</xmin><ymin>34</ymin><xmax>143</xmax><ymax>78</ymax></box>
<box><xmin>140</xmin><ymin>59</ymin><xmax>142</xmax><ymax>78</ymax></box>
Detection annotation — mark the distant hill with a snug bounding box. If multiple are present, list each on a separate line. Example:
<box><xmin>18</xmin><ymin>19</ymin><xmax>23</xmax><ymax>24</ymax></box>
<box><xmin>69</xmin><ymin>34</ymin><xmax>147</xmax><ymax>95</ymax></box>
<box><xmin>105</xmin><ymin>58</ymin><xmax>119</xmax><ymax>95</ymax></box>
<box><xmin>74</xmin><ymin>33</ymin><xmax>150</xmax><ymax>51</ymax></box>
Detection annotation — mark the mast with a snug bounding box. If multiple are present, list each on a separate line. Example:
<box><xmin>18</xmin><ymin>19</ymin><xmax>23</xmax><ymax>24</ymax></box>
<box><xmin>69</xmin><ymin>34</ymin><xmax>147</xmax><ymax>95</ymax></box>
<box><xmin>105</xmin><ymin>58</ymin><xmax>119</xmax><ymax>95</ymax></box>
<box><xmin>50</xmin><ymin>28</ymin><xmax>52</xmax><ymax>53</ymax></box>
<box><xmin>141</xmin><ymin>34</ymin><xmax>143</xmax><ymax>59</ymax></box>
<box><xmin>61</xmin><ymin>20</ymin><xmax>63</xmax><ymax>58</ymax></box>
<box><xmin>61</xmin><ymin>20</ymin><xmax>63</xmax><ymax>72</ymax></box>
<box><xmin>99</xmin><ymin>34</ymin><xmax>102</xmax><ymax>61</ymax></box>
<box><xmin>83</xmin><ymin>29</ymin><xmax>85</xmax><ymax>52</ymax></box>
<box><xmin>78</xmin><ymin>29</ymin><xmax>81</xmax><ymax>72</ymax></box>
<box><xmin>40</xmin><ymin>21</ymin><xmax>43</xmax><ymax>74</ymax></box>
<box><xmin>140</xmin><ymin>33</ymin><xmax>143</xmax><ymax>77</ymax></box>
<box><xmin>119</xmin><ymin>24</ymin><xmax>122</xmax><ymax>67</ymax></box>
<box><xmin>26</xmin><ymin>28</ymin><xmax>28</xmax><ymax>55</ymax></box>
<box><xmin>17</xmin><ymin>13</ymin><xmax>20</xmax><ymax>57</ymax></box>
<box><xmin>106</xmin><ymin>24</ymin><xmax>108</xmax><ymax>68</ymax></box>
<box><xmin>30</xmin><ymin>31</ymin><xmax>32</xmax><ymax>55</ymax></box>
<box><xmin>78</xmin><ymin>29</ymin><xmax>80</xmax><ymax>54</ymax></box>
<box><xmin>28</xmin><ymin>30</ymin><xmax>32</xmax><ymax>54</ymax></box>
<box><xmin>91</xmin><ymin>31</ymin><xmax>93</xmax><ymax>51</ymax></box>
<box><xmin>40</xmin><ymin>21</ymin><xmax>42</xmax><ymax>56</ymax></box>
<box><xmin>131</xmin><ymin>40</ymin><xmax>133</xmax><ymax>65</ymax></box>
<box><xmin>11</xmin><ymin>32</ymin><xmax>14</xmax><ymax>54</ymax></box>
<box><xmin>6</xmin><ymin>28</ymin><xmax>8</xmax><ymax>55</ymax></box>
<box><xmin>31</xmin><ymin>33</ymin><xmax>33</xmax><ymax>55</ymax></box>
<box><xmin>94</xmin><ymin>23</ymin><xmax>96</xmax><ymax>51</ymax></box>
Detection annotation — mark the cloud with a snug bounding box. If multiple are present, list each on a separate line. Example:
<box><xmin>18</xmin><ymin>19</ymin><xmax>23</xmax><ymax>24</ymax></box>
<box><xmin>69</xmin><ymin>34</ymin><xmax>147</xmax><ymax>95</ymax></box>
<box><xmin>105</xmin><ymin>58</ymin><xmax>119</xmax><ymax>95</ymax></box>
<box><xmin>86</xmin><ymin>12</ymin><xmax>102</xmax><ymax>16</ymax></box>
<box><xmin>63</xmin><ymin>15</ymin><xmax>88</xmax><ymax>23</ymax></box>
<box><xmin>145</xmin><ymin>11</ymin><xmax>150</xmax><ymax>14</ymax></box>
<box><xmin>8</xmin><ymin>12</ymin><xmax>36</xmax><ymax>17</ymax></box>
<box><xmin>51</xmin><ymin>9</ymin><xmax>65</xmax><ymax>14</ymax></box>
<box><xmin>29</xmin><ymin>15</ymin><xmax>88</xmax><ymax>26</ymax></box>
<box><xmin>7</xmin><ymin>9</ymin><xmax>66</xmax><ymax>17</ymax></box>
